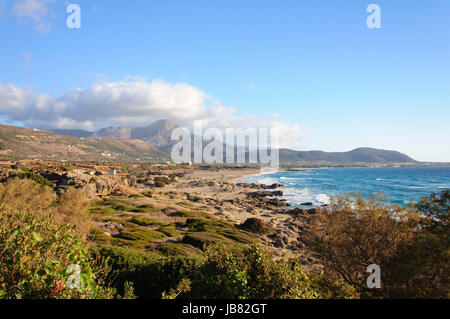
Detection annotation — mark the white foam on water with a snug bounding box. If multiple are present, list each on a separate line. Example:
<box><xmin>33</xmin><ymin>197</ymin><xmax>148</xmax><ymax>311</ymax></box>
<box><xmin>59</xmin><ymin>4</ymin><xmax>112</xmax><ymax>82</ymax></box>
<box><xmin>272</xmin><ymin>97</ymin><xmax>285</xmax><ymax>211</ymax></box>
<box><xmin>314</xmin><ymin>193</ymin><xmax>331</xmax><ymax>205</ymax></box>
<box><xmin>281</xmin><ymin>187</ymin><xmax>333</xmax><ymax>207</ymax></box>
<box><xmin>258</xmin><ymin>177</ymin><xmax>279</xmax><ymax>185</ymax></box>
<box><xmin>280</xmin><ymin>177</ymin><xmax>304</xmax><ymax>181</ymax></box>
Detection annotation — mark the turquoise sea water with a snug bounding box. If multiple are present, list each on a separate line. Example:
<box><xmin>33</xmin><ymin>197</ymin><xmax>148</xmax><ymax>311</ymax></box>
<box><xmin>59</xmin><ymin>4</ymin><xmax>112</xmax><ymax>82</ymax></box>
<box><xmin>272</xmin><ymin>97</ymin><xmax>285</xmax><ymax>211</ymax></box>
<box><xmin>240</xmin><ymin>166</ymin><xmax>450</xmax><ymax>207</ymax></box>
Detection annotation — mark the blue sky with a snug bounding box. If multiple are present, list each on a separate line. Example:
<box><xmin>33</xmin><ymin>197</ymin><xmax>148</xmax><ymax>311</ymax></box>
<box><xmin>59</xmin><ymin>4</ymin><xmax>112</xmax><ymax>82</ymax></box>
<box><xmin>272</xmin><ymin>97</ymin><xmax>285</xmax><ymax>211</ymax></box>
<box><xmin>0</xmin><ymin>0</ymin><xmax>449</xmax><ymax>161</ymax></box>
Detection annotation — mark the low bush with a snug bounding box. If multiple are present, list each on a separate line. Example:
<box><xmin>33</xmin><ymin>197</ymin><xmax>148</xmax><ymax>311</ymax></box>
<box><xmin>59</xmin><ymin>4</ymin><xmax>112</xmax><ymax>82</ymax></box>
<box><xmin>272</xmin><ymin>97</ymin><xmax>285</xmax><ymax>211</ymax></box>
<box><xmin>98</xmin><ymin>244</ymin><xmax>339</xmax><ymax>299</ymax></box>
<box><xmin>304</xmin><ymin>191</ymin><xmax>449</xmax><ymax>298</ymax></box>
<box><xmin>239</xmin><ymin>218</ymin><xmax>276</xmax><ymax>235</ymax></box>
<box><xmin>97</xmin><ymin>246</ymin><xmax>202</xmax><ymax>299</ymax></box>
<box><xmin>0</xmin><ymin>178</ymin><xmax>54</xmax><ymax>213</ymax></box>
<box><xmin>55</xmin><ymin>188</ymin><xmax>91</xmax><ymax>235</ymax></box>
<box><xmin>157</xmin><ymin>244</ymin><xmax>203</xmax><ymax>257</ymax></box>
<box><xmin>382</xmin><ymin>190</ymin><xmax>449</xmax><ymax>298</ymax></box>
<box><xmin>128</xmin><ymin>217</ymin><xmax>168</xmax><ymax>227</ymax></box>
<box><xmin>158</xmin><ymin>226</ymin><xmax>180</xmax><ymax>237</ymax></box>
<box><xmin>0</xmin><ymin>208</ymin><xmax>118</xmax><ymax>299</ymax></box>
<box><xmin>182</xmin><ymin>232</ymin><xmax>234</xmax><ymax>249</ymax></box>
<box><xmin>116</xmin><ymin>228</ymin><xmax>167</xmax><ymax>242</ymax></box>
<box><xmin>187</xmin><ymin>245</ymin><xmax>330</xmax><ymax>299</ymax></box>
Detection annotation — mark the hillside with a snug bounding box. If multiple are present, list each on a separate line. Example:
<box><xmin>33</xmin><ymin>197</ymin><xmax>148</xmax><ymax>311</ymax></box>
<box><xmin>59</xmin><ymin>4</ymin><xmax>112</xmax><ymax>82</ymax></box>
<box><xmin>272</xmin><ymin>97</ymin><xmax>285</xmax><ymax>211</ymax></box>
<box><xmin>52</xmin><ymin>119</ymin><xmax>179</xmax><ymax>153</ymax></box>
<box><xmin>48</xmin><ymin>120</ymin><xmax>420</xmax><ymax>165</ymax></box>
<box><xmin>278</xmin><ymin>147</ymin><xmax>418</xmax><ymax>165</ymax></box>
<box><xmin>0</xmin><ymin>124</ymin><xmax>168</xmax><ymax>162</ymax></box>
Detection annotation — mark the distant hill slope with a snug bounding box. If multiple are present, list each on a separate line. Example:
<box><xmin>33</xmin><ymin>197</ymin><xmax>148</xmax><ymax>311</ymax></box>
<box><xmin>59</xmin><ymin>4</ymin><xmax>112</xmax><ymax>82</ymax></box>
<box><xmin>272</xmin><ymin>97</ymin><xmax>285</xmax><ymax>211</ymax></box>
<box><xmin>0</xmin><ymin>124</ymin><xmax>168</xmax><ymax>162</ymax></box>
<box><xmin>49</xmin><ymin>120</ymin><xmax>419</xmax><ymax>165</ymax></box>
<box><xmin>279</xmin><ymin>147</ymin><xmax>418</xmax><ymax>164</ymax></box>
<box><xmin>52</xmin><ymin>119</ymin><xmax>179</xmax><ymax>153</ymax></box>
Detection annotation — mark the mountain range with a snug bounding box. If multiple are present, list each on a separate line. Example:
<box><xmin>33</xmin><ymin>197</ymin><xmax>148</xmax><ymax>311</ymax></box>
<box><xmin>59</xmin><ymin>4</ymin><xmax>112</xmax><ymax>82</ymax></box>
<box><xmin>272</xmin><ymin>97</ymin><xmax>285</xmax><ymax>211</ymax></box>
<box><xmin>0</xmin><ymin>124</ymin><xmax>168</xmax><ymax>162</ymax></box>
<box><xmin>0</xmin><ymin>119</ymin><xmax>420</xmax><ymax>165</ymax></box>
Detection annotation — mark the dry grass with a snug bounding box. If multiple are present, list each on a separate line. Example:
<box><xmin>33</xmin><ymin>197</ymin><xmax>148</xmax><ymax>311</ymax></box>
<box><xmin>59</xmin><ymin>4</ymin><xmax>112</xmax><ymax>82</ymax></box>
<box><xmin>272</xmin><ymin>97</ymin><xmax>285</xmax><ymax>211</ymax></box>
<box><xmin>0</xmin><ymin>178</ymin><xmax>54</xmax><ymax>212</ymax></box>
<box><xmin>0</xmin><ymin>178</ymin><xmax>91</xmax><ymax>236</ymax></box>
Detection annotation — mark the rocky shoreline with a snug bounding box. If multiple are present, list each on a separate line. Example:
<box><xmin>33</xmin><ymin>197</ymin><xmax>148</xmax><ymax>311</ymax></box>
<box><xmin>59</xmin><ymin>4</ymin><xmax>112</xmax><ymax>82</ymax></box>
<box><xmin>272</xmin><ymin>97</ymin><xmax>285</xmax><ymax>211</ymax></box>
<box><xmin>0</xmin><ymin>163</ymin><xmax>321</xmax><ymax>269</ymax></box>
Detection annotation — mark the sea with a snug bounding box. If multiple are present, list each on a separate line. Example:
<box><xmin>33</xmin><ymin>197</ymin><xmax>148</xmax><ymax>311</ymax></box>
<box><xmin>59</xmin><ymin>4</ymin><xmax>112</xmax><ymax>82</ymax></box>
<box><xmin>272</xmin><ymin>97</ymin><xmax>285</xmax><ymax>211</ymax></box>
<box><xmin>239</xmin><ymin>166</ymin><xmax>450</xmax><ymax>207</ymax></box>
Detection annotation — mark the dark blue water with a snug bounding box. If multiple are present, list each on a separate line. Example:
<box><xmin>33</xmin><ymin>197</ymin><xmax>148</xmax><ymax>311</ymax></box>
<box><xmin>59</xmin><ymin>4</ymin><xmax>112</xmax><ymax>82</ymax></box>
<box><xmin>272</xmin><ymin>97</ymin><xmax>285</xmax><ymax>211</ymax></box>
<box><xmin>240</xmin><ymin>166</ymin><xmax>450</xmax><ymax>207</ymax></box>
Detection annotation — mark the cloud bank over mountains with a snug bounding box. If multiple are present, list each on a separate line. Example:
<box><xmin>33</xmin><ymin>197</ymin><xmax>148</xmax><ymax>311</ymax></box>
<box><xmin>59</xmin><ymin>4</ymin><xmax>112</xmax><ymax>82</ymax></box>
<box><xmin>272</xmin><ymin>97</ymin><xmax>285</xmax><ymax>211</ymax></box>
<box><xmin>0</xmin><ymin>79</ymin><xmax>305</xmax><ymax>149</ymax></box>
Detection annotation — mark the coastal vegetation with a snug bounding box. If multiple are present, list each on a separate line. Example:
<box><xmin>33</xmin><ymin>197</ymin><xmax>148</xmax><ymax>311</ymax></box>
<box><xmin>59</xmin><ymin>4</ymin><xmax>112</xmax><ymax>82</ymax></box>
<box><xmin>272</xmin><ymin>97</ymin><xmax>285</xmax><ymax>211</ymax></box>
<box><xmin>304</xmin><ymin>191</ymin><xmax>449</xmax><ymax>298</ymax></box>
<box><xmin>0</xmin><ymin>162</ymin><xmax>448</xmax><ymax>299</ymax></box>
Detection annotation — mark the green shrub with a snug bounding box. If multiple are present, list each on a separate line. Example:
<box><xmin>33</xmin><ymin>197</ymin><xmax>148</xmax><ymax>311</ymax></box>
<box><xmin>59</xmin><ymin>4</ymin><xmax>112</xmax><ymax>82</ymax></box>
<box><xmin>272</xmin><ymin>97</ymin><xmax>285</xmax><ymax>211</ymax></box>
<box><xmin>97</xmin><ymin>243</ymin><xmax>355</xmax><ymax>299</ymax></box>
<box><xmin>309</xmin><ymin>272</ymin><xmax>359</xmax><ymax>299</ymax></box>
<box><xmin>217</xmin><ymin>229</ymin><xmax>258</xmax><ymax>244</ymax></box>
<box><xmin>90</xmin><ymin>206</ymin><xmax>118</xmax><ymax>216</ymax></box>
<box><xmin>128</xmin><ymin>194</ymin><xmax>144</xmax><ymax>199</ymax></box>
<box><xmin>116</xmin><ymin>228</ymin><xmax>166</xmax><ymax>243</ymax></box>
<box><xmin>183</xmin><ymin>218</ymin><xmax>258</xmax><ymax>245</ymax></box>
<box><xmin>100</xmin><ymin>198</ymin><xmax>135</xmax><ymax>211</ymax></box>
<box><xmin>182</xmin><ymin>232</ymin><xmax>234</xmax><ymax>249</ymax></box>
<box><xmin>177</xmin><ymin>201</ymin><xmax>194</xmax><ymax>208</ymax></box>
<box><xmin>187</xmin><ymin>245</ymin><xmax>325</xmax><ymax>299</ymax></box>
<box><xmin>239</xmin><ymin>218</ymin><xmax>276</xmax><ymax>235</ymax></box>
<box><xmin>158</xmin><ymin>226</ymin><xmax>180</xmax><ymax>237</ymax></box>
<box><xmin>128</xmin><ymin>207</ymin><xmax>160</xmax><ymax>213</ymax></box>
<box><xmin>128</xmin><ymin>217</ymin><xmax>168</xmax><ymax>227</ymax></box>
<box><xmin>89</xmin><ymin>228</ymin><xmax>110</xmax><ymax>244</ymax></box>
<box><xmin>16</xmin><ymin>167</ymin><xmax>51</xmax><ymax>186</ymax></box>
<box><xmin>172</xmin><ymin>210</ymin><xmax>209</xmax><ymax>218</ymax></box>
<box><xmin>0</xmin><ymin>209</ymin><xmax>116</xmax><ymax>299</ymax></box>
<box><xmin>304</xmin><ymin>192</ymin><xmax>449</xmax><ymax>299</ymax></box>
<box><xmin>154</xmin><ymin>176</ymin><xmax>173</xmax><ymax>188</ymax></box>
<box><xmin>157</xmin><ymin>244</ymin><xmax>203</xmax><ymax>257</ymax></box>
<box><xmin>97</xmin><ymin>246</ymin><xmax>202</xmax><ymax>299</ymax></box>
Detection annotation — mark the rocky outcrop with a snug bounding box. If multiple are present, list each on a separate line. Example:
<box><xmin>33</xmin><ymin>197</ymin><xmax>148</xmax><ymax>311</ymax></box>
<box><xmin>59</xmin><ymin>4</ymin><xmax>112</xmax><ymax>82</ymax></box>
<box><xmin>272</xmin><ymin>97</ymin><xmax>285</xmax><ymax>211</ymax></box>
<box><xmin>246</xmin><ymin>190</ymin><xmax>283</xmax><ymax>198</ymax></box>
<box><xmin>1</xmin><ymin>167</ymin><xmax>135</xmax><ymax>198</ymax></box>
<box><xmin>236</xmin><ymin>183</ymin><xmax>284</xmax><ymax>189</ymax></box>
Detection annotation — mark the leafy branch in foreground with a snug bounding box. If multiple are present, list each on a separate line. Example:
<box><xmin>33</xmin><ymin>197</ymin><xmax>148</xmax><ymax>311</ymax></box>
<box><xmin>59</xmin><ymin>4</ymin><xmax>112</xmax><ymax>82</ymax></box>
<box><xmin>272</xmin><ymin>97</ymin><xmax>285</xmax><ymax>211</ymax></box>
<box><xmin>0</xmin><ymin>208</ymin><xmax>132</xmax><ymax>299</ymax></box>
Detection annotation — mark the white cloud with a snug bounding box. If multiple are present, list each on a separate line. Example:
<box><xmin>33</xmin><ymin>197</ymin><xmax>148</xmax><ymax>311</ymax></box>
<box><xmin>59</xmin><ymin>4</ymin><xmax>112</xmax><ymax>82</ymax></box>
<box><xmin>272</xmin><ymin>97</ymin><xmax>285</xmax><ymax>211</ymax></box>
<box><xmin>0</xmin><ymin>79</ymin><xmax>306</xmax><ymax>149</ymax></box>
<box><xmin>13</xmin><ymin>0</ymin><xmax>53</xmax><ymax>33</ymax></box>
